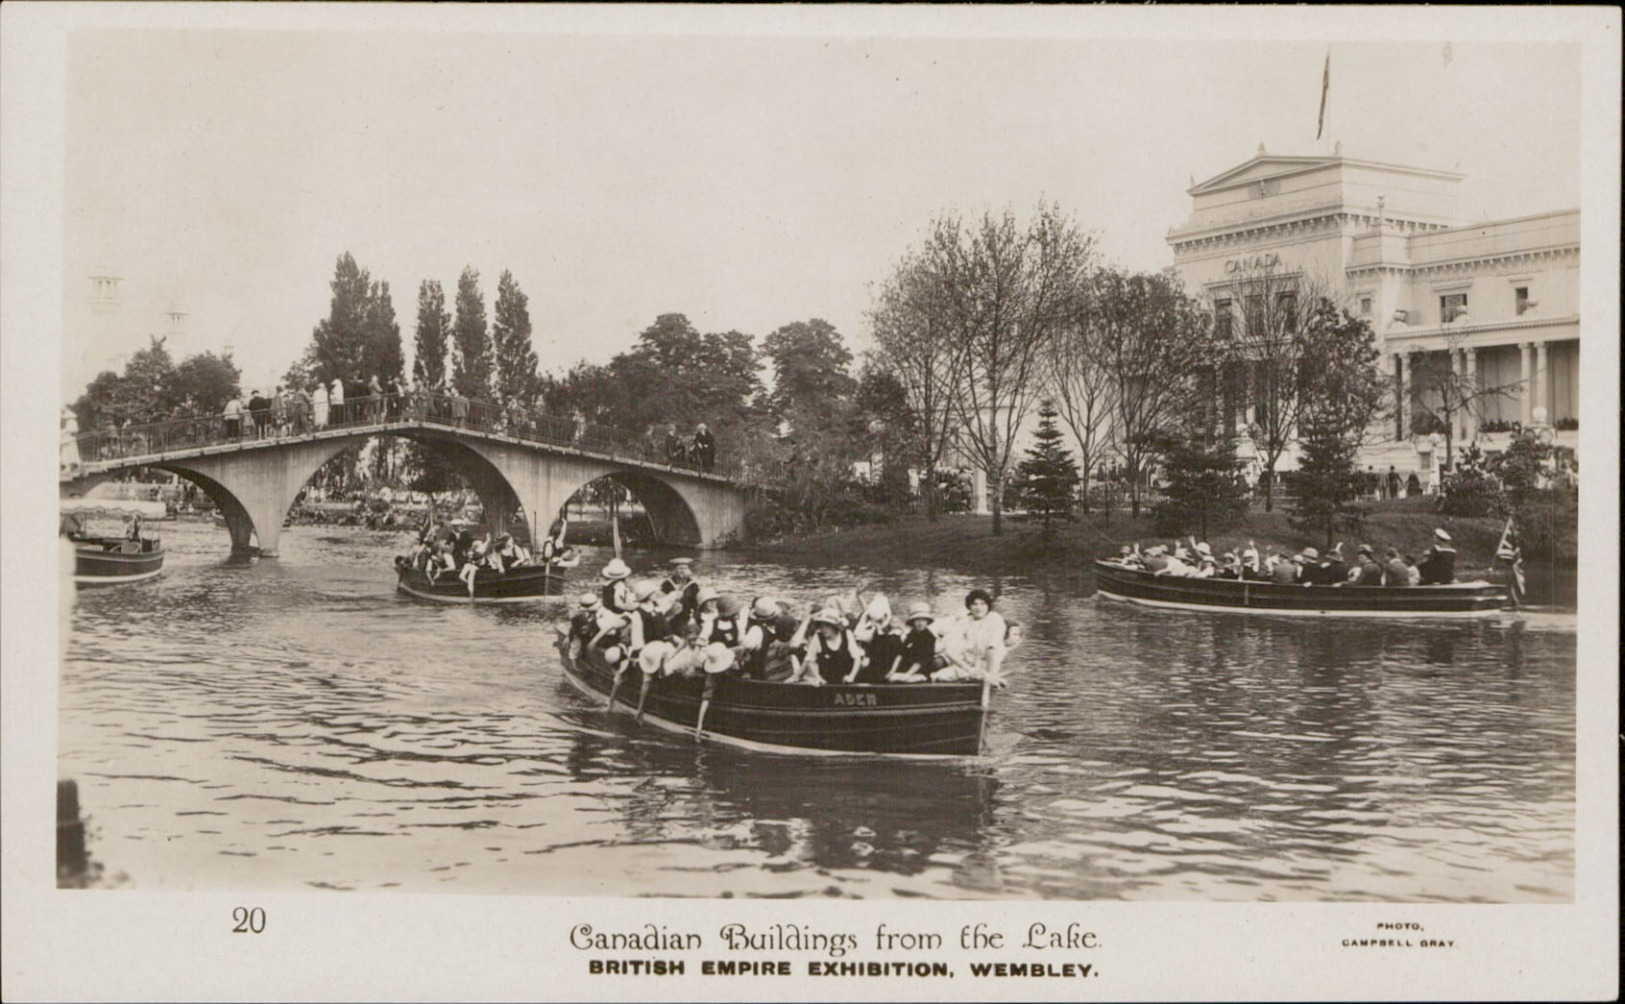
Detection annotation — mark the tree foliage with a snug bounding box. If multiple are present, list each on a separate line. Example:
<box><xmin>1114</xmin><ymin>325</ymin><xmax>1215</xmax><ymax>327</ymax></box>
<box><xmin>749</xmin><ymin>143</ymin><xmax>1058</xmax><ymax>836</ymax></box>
<box><xmin>1011</xmin><ymin>399</ymin><xmax>1080</xmax><ymax>535</ymax></box>
<box><xmin>1288</xmin><ymin>299</ymin><xmax>1387</xmax><ymax>547</ymax></box>
<box><xmin>1044</xmin><ymin>271</ymin><xmax>1116</xmax><ymax>509</ymax></box>
<box><xmin>73</xmin><ymin>336</ymin><xmax>241</xmax><ymax>431</ymax></box>
<box><xmin>492</xmin><ymin>270</ymin><xmax>540</xmax><ymax>407</ymax></box>
<box><xmin>413</xmin><ymin>279</ymin><xmax>451</xmax><ymax>389</ymax></box>
<box><xmin>1093</xmin><ymin>269</ymin><xmax>1226</xmax><ymax>516</ymax></box>
<box><xmin>1152</xmin><ymin>423</ymin><xmax>1248</xmax><ymax>539</ymax></box>
<box><xmin>451</xmin><ymin>266</ymin><xmax>492</xmax><ymax>401</ymax></box>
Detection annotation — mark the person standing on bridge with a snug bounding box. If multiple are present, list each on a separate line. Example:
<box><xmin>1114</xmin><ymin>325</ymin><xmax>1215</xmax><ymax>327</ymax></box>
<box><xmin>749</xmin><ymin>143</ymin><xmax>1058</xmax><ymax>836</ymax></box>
<box><xmin>293</xmin><ymin>384</ymin><xmax>312</xmax><ymax>435</ymax></box>
<box><xmin>329</xmin><ymin>378</ymin><xmax>345</xmax><ymax>426</ymax></box>
<box><xmin>313</xmin><ymin>381</ymin><xmax>329</xmax><ymax>430</ymax></box>
<box><xmin>664</xmin><ymin>424</ymin><xmax>686</xmax><ymax>466</ymax></box>
<box><xmin>692</xmin><ymin>423</ymin><xmax>716</xmax><ymax>473</ymax></box>
<box><xmin>366</xmin><ymin>374</ymin><xmax>384</xmax><ymax>422</ymax></box>
<box><xmin>222</xmin><ymin>395</ymin><xmax>242</xmax><ymax>441</ymax></box>
<box><xmin>248</xmin><ymin>389</ymin><xmax>270</xmax><ymax>439</ymax></box>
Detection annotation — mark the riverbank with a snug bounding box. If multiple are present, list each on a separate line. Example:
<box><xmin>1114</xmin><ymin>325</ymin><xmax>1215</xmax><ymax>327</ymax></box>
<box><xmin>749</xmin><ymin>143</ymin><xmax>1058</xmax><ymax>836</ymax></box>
<box><xmin>742</xmin><ymin>504</ymin><xmax>1577</xmax><ymax>608</ymax></box>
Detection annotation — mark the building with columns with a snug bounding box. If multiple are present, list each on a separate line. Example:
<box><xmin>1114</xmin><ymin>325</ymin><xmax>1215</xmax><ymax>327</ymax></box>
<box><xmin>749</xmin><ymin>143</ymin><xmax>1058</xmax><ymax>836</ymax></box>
<box><xmin>1168</xmin><ymin>150</ymin><xmax>1580</xmax><ymax>488</ymax></box>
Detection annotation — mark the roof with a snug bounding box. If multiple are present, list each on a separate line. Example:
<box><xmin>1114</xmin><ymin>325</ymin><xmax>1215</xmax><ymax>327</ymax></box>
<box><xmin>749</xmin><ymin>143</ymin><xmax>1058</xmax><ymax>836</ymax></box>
<box><xmin>1188</xmin><ymin>154</ymin><xmax>1465</xmax><ymax>196</ymax></box>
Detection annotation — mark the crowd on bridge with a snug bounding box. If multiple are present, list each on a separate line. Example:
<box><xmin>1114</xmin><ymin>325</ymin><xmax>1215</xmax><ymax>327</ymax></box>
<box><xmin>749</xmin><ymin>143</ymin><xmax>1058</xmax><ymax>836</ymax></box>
<box><xmin>1104</xmin><ymin>529</ymin><xmax>1461</xmax><ymax>587</ymax></box>
<box><xmin>563</xmin><ymin>555</ymin><xmax>1020</xmax><ymax>728</ymax></box>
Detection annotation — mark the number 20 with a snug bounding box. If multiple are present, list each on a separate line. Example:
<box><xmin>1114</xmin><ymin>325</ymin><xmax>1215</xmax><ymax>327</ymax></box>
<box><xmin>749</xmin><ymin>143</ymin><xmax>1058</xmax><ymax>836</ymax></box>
<box><xmin>232</xmin><ymin>907</ymin><xmax>266</xmax><ymax>933</ymax></box>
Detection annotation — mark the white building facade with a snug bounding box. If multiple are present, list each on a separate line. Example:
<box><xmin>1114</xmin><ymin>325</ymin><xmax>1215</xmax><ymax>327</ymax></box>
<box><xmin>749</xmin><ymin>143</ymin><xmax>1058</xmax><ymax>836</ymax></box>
<box><xmin>1168</xmin><ymin>152</ymin><xmax>1580</xmax><ymax>487</ymax></box>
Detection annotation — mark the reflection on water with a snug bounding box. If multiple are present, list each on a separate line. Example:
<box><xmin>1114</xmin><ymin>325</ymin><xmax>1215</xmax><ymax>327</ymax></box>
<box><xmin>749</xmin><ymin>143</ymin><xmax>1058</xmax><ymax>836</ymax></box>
<box><xmin>59</xmin><ymin>521</ymin><xmax>1575</xmax><ymax>900</ymax></box>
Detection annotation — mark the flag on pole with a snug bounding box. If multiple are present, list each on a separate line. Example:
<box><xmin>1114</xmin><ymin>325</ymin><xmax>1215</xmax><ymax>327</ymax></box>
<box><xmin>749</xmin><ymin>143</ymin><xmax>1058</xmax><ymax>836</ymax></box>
<box><xmin>1315</xmin><ymin>50</ymin><xmax>1330</xmax><ymax>140</ymax></box>
<box><xmin>1495</xmin><ymin>516</ymin><xmax>1526</xmax><ymax>607</ymax></box>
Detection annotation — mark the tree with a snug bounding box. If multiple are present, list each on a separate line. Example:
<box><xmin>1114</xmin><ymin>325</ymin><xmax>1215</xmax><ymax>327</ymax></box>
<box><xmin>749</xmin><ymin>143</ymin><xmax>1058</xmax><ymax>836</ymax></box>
<box><xmin>413</xmin><ymin>280</ymin><xmax>451</xmax><ymax>389</ymax></box>
<box><xmin>1289</xmin><ymin>299</ymin><xmax>1388</xmax><ymax>547</ymax></box>
<box><xmin>1212</xmin><ymin>260</ymin><xmax>1339</xmax><ymax>512</ymax></box>
<box><xmin>1406</xmin><ymin>325</ymin><xmax>1523</xmax><ymax>476</ymax></box>
<box><xmin>361</xmin><ymin>280</ymin><xmax>404</xmax><ymax>385</ymax></box>
<box><xmin>1095</xmin><ymin>268</ymin><xmax>1226</xmax><ymax>517</ymax></box>
<box><xmin>172</xmin><ymin>352</ymin><xmax>241</xmax><ymax>417</ymax></box>
<box><xmin>1152</xmin><ymin>425</ymin><xmax>1247</xmax><ymax>539</ymax></box>
<box><xmin>1011</xmin><ymin>399</ymin><xmax>1080</xmax><ymax>535</ymax></box>
<box><xmin>492</xmin><ymin>270</ymin><xmax>540</xmax><ymax>407</ymax></box>
<box><xmin>1044</xmin><ymin>272</ymin><xmax>1116</xmax><ymax>510</ymax></box>
<box><xmin>451</xmin><ymin>266</ymin><xmax>492</xmax><ymax>401</ymax></box>
<box><xmin>762</xmin><ymin>319</ymin><xmax>856</xmax><ymax>420</ymax></box>
<box><xmin>868</xmin><ymin>251</ymin><xmax>973</xmax><ymax>520</ymax></box>
<box><xmin>852</xmin><ymin>361</ymin><xmax>919</xmax><ymax>504</ymax></box>
<box><xmin>308</xmin><ymin>252</ymin><xmax>372</xmax><ymax>389</ymax></box>
<box><xmin>899</xmin><ymin>204</ymin><xmax>1095</xmax><ymax>535</ymax></box>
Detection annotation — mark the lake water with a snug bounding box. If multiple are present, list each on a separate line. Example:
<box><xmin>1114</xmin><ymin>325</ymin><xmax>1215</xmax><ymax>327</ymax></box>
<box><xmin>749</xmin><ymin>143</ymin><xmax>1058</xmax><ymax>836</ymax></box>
<box><xmin>59</xmin><ymin>520</ymin><xmax>1576</xmax><ymax>901</ymax></box>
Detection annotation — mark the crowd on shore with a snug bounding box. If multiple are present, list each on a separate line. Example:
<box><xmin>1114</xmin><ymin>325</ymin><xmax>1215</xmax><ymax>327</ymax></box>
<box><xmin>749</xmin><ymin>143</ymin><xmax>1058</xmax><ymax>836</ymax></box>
<box><xmin>562</xmin><ymin>556</ymin><xmax>1019</xmax><ymax>722</ymax></box>
<box><xmin>1105</xmin><ymin>529</ymin><xmax>1461</xmax><ymax>587</ymax></box>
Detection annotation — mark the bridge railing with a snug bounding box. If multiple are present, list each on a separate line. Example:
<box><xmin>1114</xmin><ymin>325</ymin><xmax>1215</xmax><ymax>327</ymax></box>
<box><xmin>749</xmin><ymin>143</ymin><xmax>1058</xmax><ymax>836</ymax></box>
<box><xmin>72</xmin><ymin>392</ymin><xmax>739</xmax><ymax>479</ymax></box>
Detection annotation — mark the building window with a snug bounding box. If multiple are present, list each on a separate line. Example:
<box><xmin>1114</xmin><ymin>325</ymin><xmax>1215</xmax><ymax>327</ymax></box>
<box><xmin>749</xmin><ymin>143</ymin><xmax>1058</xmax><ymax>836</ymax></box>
<box><xmin>1214</xmin><ymin>298</ymin><xmax>1232</xmax><ymax>339</ymax></box>
<box><xmin>1275</xmin><ymin>291</ymin><xmax>1298</xmax><ymax>330</ymax></box>
<box><xmin>1358</xmin><ymin>295</ymin><xmax>1372</xmax><ymax>315</ymax></box>
<box><xmin>1515</xmin><ymin>286</ymin><xmax>1530</xmax><ymax>315</ymax></box>
<box><xmin>1439</xmin><ymin>292</ymin><xmax>1468</xmax><ymax>323</ymax></box>
<box><xmin>1244</xmin><ymin>294</ymin><xmax>1266</xmax><ymax>334</ymax></box>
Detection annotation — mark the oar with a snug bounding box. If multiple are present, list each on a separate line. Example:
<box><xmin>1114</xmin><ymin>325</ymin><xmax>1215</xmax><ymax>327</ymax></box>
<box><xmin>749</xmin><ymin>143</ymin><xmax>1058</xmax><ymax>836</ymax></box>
<box><xmin>693</xmin><ymin>698</ymin><xmax>709</xmax><ymax>743</ymax></box>
<box><xmin>634</xmin><ymin>673</ymin><xmax>653</xmax><ymax>723</ymax></box>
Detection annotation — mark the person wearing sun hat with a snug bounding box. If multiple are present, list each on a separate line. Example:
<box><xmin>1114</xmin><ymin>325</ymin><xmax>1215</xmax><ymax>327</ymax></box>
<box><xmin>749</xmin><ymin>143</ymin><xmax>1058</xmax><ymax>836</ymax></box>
<box><xmin>736</xmin><ymin>596</ymin><xmax>789</xmax><ymax>680</ymax></box>
<box><xmin>1417</xmin><ymin>527</ymin><xmax>1457</xmax><ymax>585</ymax></box>
<box><xmin>888</xmin><ymin>601</ymin><xmax>944</xmax><ymax>683</ymax></box>
<box><xmin>692</xmin><ymin>640</ymin><xmax>740</xmax><ymax>742</ymax></box>
<box><xmin>598</xmin><ymin>556</ymin><xmax>635</xmax><ymax>612</ymax></box>
<box><xmin>566</xmin><ymin>593</ymin><xmax>603</xmax><ymax>658</ymax></box>
<box><xmin>1348</xmin><ymin>544</ymin><xmax>1384</xmax><ymax>586</ymax></box>
<box><xmin>609</xmin><ymin>579</ymin><xmax>673</xmax><ymax>713</ymax></box>
<box><xmin>784</xmin><ymin>606</ymin><xmax>863</xmax><ymax>686</ymax></box>
<box><xmin>658</xmin><ymin>557</ymin><xmax>702</xmax><ymax>627</ymax></box>
<box><xmin>1295</xmin><ymin>546</ymin><xmax>1328</xmax><ymax>585</ymax></box>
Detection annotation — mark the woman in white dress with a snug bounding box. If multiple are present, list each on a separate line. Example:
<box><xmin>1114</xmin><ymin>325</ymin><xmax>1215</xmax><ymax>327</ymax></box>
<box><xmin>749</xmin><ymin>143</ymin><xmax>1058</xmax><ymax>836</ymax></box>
<box><xmin>312</xmin><ymin>382</ymin><xmax>329</xmax><ymax>429</ymax></box>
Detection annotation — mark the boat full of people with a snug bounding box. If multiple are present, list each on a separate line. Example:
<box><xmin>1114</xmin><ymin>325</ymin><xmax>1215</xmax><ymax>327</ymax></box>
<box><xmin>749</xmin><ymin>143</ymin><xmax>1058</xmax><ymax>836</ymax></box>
<box><xmin>1095</xmin><ymin>530</ymin><xmax>1512</xmax><ymax>618</ymax></box>
<box><xmin>395</xmin><ymin>518</ymin><xmax>577</xmax><ymax>603</ymax></box>
<box><xmin>555</xmin><ymin>557</ymin><xmax>1019</xmax><ymax>756</ymax></box>
<box><xmin>60</xmin><ymin>499</ymin><xmax>168</xmax><ymax>587</ymax></box>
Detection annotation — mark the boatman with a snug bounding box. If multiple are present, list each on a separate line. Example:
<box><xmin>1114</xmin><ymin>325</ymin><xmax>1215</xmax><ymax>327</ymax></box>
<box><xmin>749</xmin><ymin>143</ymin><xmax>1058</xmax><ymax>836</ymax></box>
<box><xmin>658</xmin><ymin>557</ymin><xmax>701</xmax><ymax>628</ymax></box>
<box><xmin>599</xmin><ymin>557</ymin><xmax>636</xmax><ymax>612</ymax></box>
<box><xmin>1416</xmin><ymin>528</ymin><xmax>1457</xmax><ymax>585</ymax></box>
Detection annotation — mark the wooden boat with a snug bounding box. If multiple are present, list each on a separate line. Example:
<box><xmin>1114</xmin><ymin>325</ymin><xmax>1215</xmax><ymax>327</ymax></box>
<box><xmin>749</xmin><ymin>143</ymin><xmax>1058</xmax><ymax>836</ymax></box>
<box><xmin>61</xmin><ymin>499</ymin><xmax>167</xmax><ymax>587</ymax></box>
<box><xmin>1093</xmin><ymin>559</ymin><xmax>1510</xmax><ymax>619</ymax></box>
<box><xmin>393</xmin><ymin>556</ymin><xmax>565</xmax><ymax>603</ymax></box>
<box><xmin>556</xmin><ymin>637</ymin><xmax>989</xmax><ymax>757</ymax></box>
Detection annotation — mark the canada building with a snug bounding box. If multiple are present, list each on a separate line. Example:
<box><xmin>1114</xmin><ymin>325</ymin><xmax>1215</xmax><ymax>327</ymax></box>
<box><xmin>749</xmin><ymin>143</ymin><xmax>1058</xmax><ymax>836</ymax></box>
<box><xmin>1168</xmin><ymin>150</ymin><xmax>1580</xmax><ymax>489</ymax></box>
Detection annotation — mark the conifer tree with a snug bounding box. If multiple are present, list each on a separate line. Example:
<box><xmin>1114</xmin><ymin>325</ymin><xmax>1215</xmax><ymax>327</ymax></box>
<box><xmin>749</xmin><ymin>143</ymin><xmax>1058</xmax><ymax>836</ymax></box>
<box><xmin>1154</xmin><ymin>425</ymin><xmax>1248</xmax><ymax>539</ymax></box>
<box><xmin>1012</xmin><ymin>399</ymin><xmax>1081</xmax><ymax>535</ymax></box>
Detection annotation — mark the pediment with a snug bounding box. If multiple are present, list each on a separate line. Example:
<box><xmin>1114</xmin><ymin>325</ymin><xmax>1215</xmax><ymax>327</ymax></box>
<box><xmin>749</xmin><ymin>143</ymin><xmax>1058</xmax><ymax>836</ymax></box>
<box><xmin>1189</xmin><ymin>156</ymin><xmax>1339</xmax><ymax>195</ymax></box>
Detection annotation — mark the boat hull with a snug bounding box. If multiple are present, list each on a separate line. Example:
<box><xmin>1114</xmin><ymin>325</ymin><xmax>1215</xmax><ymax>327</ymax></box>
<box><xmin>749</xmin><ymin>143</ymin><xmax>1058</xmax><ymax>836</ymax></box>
<box><xmin>1094</xmin><ymin>560</ymin><xmax>1509</xmax><ymax>618</ymax></box>
<box><xmin>558</xmin><ymin>640</ymin><xmax>986</xmax><ymax>757</ymax></box>
<box><xmin>73</xmin><ymin>539</ymin><xmax>165</xmax><ymax>586</ymax></box>
<box><xmin>395</xmin><ymin>559</ymin><xmax>564</xmax><ymax>603</ymax></box>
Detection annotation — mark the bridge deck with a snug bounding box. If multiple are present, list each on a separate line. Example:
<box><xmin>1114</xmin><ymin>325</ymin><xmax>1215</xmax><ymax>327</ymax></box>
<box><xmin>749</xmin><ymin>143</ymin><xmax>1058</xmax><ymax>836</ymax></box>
<box><xmin>65</xmin><ymin>392</ymin><xmax>739</xmax><ymax>485</ymax></box>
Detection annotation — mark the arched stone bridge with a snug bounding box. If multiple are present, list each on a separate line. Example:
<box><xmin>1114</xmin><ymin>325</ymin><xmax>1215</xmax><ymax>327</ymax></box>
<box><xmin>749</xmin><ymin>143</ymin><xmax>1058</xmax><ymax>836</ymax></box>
<box><xmin>61</xmin><ymin>395</ymin><xmax>747</xmax><ymax>557</ymax></box>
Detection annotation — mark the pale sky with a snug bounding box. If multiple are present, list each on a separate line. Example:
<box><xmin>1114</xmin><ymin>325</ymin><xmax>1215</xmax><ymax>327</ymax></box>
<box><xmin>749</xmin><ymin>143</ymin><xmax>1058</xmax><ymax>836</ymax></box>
<box><xmin>59</xmin><ymin>14</ymin><xmax>1582</xmax><ymax>397</ymax></box>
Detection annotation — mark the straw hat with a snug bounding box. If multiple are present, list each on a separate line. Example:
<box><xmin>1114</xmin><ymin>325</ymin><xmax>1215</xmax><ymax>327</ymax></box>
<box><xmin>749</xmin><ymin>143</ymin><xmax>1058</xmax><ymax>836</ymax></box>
<box><xmin>694</xmin><ymin>585</ymin><xmax>720</xmax><ymax>608</ymax></box>
<box><xmin>1300</xmin><ymin>547</ymin><xmax>1320</xmax><ymax>560</ymax></box>
<box><xmin>631</xmin><ymin>578</ymin><xmax>660</xmax><ymax>602</ymax></box>
<box><xmin>702</xmin><ymin>642</ymin><xmax>736</xmax><ymax>675</ymax></box>
<box><xmin>864</xmin><ymin>593</ymin><xmax>892</xmax><ymax>622</ymax></box>
<box><xmin>577</xmin><ymin>593</ymin><xmax>601</xmax><ymax>610</ymax></box>
<box><xmin>669</xmin><ymin>557</ymin><xmax>694</xmax><ymax>568</ymax></box>
<box><xmin>1194</xmin><ymin>542</ymin><xmax>1213</xmax><ymax>556</ymax></box>
<box><xmin>904</xmin><ymin>602</ymin><xmax>936</xmax><ymax>625</ymax></box>
<box><xmin>810</xmin><ymin>607</ymin><xmax>845</xmax><ymax>628</ymax></box>
<box><xmin>716</xmin><ymin>594</ymin><xmax>743</xmax><ymax>618</ymax></box>
<box><xmin>1434</xmin><ymin>528</ymin><xmax>1452</xmax><ymax>542</ymax></box>
<box><xmin>750</xmin><ymin>597</ymin><xmax>779</xmax><ymax>620</ymax></box>
<box><xmin>600</xmin><ymin>557</ymin><xmax>632</xmax><ymax>580</ymax></box>
<box><xmin>1357</xmin><ymin>543</ymin><xmax>1375</xmax><ymax>557</ymax></box>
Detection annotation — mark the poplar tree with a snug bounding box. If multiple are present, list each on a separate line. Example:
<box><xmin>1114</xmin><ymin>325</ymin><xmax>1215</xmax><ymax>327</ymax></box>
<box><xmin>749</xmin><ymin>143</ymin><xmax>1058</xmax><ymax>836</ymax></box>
<box><xmin>451</xmin><ymin>266</ymin><xmax>492</xmax><ymax>401</ymax></box>
<box><xmin>413</xmin><ymin>280</ymin><xmax>451</xmax><ymax>388</ymax></box>
<box><xmin>492</xmin><ymin>270</ymin><xmax>540</xmax><ymax>406</ymax></box>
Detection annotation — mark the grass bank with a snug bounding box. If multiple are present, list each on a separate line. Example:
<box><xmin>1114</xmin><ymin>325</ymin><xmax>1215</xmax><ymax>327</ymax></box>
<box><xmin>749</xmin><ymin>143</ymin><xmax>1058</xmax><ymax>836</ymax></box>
<box><xmin>743</xmin><ymin>500</ymin><xmax>1575</xmax><ymax>607</ymax></box>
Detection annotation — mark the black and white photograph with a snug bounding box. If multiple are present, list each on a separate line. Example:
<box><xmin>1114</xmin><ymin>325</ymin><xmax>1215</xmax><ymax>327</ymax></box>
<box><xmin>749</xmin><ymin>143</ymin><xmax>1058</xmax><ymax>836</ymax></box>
<box><xmin>4</xmin><ymin>5</ymin><xmax>1617</xmax><ymax>1001</ymax></box>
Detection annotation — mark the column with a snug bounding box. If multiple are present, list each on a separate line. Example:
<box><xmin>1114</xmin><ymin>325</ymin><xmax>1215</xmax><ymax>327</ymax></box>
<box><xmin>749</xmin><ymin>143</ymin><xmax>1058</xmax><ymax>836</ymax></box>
<box><xmin>1449</xmin><ymin>349</ymin><xmax>1463</xmax><ymax>440</ymax></box>
<box><xmin>1519</xmin><ymin>343</ymin><xmax>1534</xmax><ymax>427</ymax></box>
<box><xmin>1398</xmin><ymin>351</ymin><xmax>1413</xmax><ymax>439</ymax></box>
<box><xmin>1463</xmin><ymin>347</ymin><xmax>1478</xmax><ymax>442</ymax></box>
<box><xmin>1534</xmin><ymin>341</ymin><xmax>1550</xmax><ymax>420</ymax></box>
